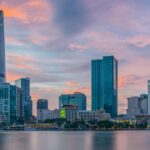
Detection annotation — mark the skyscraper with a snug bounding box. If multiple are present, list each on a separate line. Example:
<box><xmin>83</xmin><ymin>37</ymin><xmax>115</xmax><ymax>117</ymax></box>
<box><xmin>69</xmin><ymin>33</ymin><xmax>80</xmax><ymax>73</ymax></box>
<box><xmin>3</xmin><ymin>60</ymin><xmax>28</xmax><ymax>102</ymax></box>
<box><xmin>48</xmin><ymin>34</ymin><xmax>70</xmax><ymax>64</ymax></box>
<box><xmin>15</xmin><ymin>78</ymin><xmax>32</xmax><ymax>122</ymax></box>
<box><xmin>59</xmin><ymin>92</ymin><xmax>86</xmax><ymax>110</ymax></box>
<box><xmin>0</xmin><ymin>83</ymin><xmax>22</xmax><ymax>124</ymax></box>
<box><xmin>0</xmin><ymin>10</ymin><xmax>6</xmax><ymax>83</ymax></box>
<box><xmin>92</xmin><ymin>56</ymin><xmax>118</xmax><ymax>117</ymax></box>
<box><xmin>37</xmin><ymin>99</ymin><xmax>48</xmax><ymax>110</ymax></box>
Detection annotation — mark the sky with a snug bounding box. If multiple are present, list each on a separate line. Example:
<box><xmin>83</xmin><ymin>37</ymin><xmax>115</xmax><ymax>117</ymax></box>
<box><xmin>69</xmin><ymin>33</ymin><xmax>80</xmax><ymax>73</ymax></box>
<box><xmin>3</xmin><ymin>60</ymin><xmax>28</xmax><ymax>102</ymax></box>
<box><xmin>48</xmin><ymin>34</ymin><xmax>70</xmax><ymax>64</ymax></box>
<box><xmin>1</xmin><ymin>0</ymin><xmax>150</xmax><ymax>115</ymax></box>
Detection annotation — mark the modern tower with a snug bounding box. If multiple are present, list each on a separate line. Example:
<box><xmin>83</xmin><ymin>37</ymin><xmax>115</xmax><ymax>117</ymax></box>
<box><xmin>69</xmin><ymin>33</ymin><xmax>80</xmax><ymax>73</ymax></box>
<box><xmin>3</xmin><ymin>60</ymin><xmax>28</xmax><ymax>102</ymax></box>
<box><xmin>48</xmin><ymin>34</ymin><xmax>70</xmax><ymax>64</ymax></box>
<box><xmin>37</xmin><ymin>99</ymin><xmax>48</xmax><ymax>110</ymax></box>
<box><xmin>0</xmin><ymin>10</ymin><xmax>6</xmax><ymax>83</ymax></box>
<box><xmin>91</xmin><ymin>56</ymin><xmax>118</xmax><ymax>117</ymax></box>
<box><xmin>59</xmin><ymin>92</ymin><xmax>86</xmax><ymax>110</ymax></box>
<box><xmin>15</xmin><ymin>78</ymin><xmax>32</xmax><ymax>122</ymax></box>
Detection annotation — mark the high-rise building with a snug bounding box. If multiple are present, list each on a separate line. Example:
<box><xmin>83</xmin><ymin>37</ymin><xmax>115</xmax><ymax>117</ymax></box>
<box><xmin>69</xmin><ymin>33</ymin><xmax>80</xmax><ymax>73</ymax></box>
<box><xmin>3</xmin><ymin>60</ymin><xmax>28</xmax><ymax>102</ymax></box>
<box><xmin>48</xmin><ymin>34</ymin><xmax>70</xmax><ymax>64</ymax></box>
<box><xmin>59</xmin><ymin>92</ymin><xmax>86</xmax><ymax>110</ymax></box>
<box><xmin>91</xmin><ymin>56</ymin><xmax>118</xmax><ymax>117</ymax></box>
<box><xmin>148</xmin><ymin>81</ymin><xmax>150</xmax><ymax>114</ymax></box>
<box><xmin>37</xmin><ymin>99</ymin><xmax>48</xmax><ymax>110</ymax></box>
<box><xmin>127</xmin><ymin>94</ymin><xmax>148</xmax><ymax>119</ymax></box>
<box><xmin>15</xmin><ymin>78</ymin><xmax>32</xmax><ymax>122</ymax></box>
<box><xmin>0</xmin><ymin>10</ymin><xmax>6</xmax><ymax>83</ymax></box>
<box><xmin>0</xmin><ymin>83</ymin><xmax>22</xmax><ymax>124</ymax></box>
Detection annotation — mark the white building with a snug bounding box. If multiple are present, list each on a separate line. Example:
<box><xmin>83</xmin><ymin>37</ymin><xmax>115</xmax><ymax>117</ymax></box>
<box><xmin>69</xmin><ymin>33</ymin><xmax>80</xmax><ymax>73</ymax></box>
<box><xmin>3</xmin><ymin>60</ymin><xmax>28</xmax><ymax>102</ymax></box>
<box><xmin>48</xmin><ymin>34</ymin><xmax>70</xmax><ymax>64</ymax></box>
<box><xmin>77</xmin><ymin>110</ymin><xmax>111</xmax><ymax>123</ymax></box>
<box><xmin>37</xmin><ymin>109</ymin><xmax>59</xmax><ymax>122</ymax></box>
<box><xmin>37</xmin><ymin>109</ymin><xmax>50</xmax><ymax>122</ymax></box>
<box><xmin>60</xmin><ymin>105</ymin><xmax>78</xmax><ymax>122</ymax></box>
<box><xmin>127</xmin><ymin>95</ymin><xmax>148</xmax><ymax>119</ymax></box>
<box><xmin>77</xmin><ymin>111</ymin><xmax>97</xmax><ymax>122</ymax></box>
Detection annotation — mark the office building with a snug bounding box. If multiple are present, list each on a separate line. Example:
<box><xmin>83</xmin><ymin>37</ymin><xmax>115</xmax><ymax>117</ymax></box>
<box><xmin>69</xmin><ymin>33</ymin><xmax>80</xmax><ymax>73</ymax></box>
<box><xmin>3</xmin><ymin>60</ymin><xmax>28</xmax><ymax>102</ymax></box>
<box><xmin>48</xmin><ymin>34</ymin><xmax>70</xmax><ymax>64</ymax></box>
<box><xmin>37</xmin><ymin>109</ymin><xmax>50</xmax><ymax>122</ymax></box>
<box><xmin>37</xmin><ymin>99</ymin><xmax>48</xmax><ymax>110</ymax></box>
<box><xmin>0</xmin><ymin>10</ymin><xmax>6</xmax><ymax>83</ymax></box>
<box><xmin>77</xmin><ymin>111</ymin><xmax>97</xmax><ymax>123</ymax></box>
<box><xmin>0</xmin><ymin>83</ymin><xmax>22</xmax><ymax>124</ymax></box>
<box><xmin>59</xmin><ymin>92</ymin><xmax>86</xmax><ymax>110</ymax></box>
<box><xmin>77</xmin><ymin>110</ymin><xmax>111</xmax><ymax>123</ymax></box>
<box><xmin>37</xmin><ymin>109</ymin><xmax>59</xmax><ymax>122</ymax></box>
<box><xmin>140</xmin><ymin>94</ymin><xmax>148</xmax><ymax>114</ymax></box>
<box><xmin>60</xmin><ymin>105</ymin><xmax>78</xmax><ymax>122</ymax></box>
<box><xmin>37</xmin><ymin>99</ymin><xmax>48</xmax><ymax>122</ymax></box>
<box><xmin>127</xmin><ymin>94</ymin><xmax>148</xmax><ymax>119</ymax></box>
<box><xmin>15</xmin><ymin>78</ymin><xmax>32</xmax><ymax>122</ymax></box>
<box><xmin>92</xmin><ymin>56</ymin><xmax>118</xmax><ymax>117</ymax></box>
<box><xmin>127</xmin><ymin>97</ymin><xmax>141</xmax><ymax>119</ymax></box>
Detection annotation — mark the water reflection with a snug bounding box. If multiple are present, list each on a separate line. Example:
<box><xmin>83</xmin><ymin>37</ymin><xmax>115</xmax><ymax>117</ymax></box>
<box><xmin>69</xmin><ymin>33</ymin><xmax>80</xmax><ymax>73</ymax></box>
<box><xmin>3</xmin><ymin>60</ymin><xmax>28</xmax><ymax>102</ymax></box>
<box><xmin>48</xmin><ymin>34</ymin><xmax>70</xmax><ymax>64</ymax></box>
<box><xmin>91</xmin><ymin>132</ymin><xmax>116</xmax><ymax>150</ymax></box>
<box><xmin>0</xmin><ymin>131</ymin><xmax>150</xmax><ymax>150</ymax></box>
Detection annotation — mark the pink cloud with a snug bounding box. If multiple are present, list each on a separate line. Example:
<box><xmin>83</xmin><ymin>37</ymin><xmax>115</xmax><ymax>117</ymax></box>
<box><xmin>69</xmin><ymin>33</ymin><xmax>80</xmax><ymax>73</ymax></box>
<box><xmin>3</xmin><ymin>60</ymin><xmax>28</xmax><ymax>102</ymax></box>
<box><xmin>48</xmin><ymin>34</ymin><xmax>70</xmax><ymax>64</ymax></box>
<box><xmin>0</xmin><ymin>0</ymin><xmax>53</xmax><ymax>24</ymax></box>
<box><xmin>126</xmin><ymin>35</ymin><xmax>150</xmax><ymax>48</ymax></box>
<box><xmin>66</xmin><ymin>81</ymin><xmax>79</xmax><ymax>87</ymax></box>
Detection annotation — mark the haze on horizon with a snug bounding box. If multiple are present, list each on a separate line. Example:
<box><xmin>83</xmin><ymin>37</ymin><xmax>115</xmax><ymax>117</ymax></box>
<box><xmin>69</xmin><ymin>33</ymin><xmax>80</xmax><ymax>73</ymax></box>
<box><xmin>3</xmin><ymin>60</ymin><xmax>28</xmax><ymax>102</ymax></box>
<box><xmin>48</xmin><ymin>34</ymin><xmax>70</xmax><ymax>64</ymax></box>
<box><xmin>0</xmin><ymin>0</ymin><xmax>150</xmax><ymax>115</ymax></box>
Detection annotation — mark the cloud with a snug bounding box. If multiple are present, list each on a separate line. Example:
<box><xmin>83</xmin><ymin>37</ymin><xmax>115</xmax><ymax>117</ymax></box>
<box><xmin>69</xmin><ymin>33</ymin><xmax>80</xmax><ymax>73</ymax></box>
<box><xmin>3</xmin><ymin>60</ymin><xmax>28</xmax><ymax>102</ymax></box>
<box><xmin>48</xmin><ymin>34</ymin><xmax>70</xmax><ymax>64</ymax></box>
<box><xmin>51</xmin><ymin>0</ymin><xmax>88</xmax><ymax>36</ymax></box>
<box><xmin>126</xmin><ymin>35</ymin><xmax>150</xmax><ymax>48</ymax></box>
<box><xmin>1</xmin><ymin>0</ymin><xmax>52</xmax><ymax>24</ymax></box>
<box><xmin>66</xmin><ymin>81</ymin><xmax>79</xmax><ymax>87</ymax></box>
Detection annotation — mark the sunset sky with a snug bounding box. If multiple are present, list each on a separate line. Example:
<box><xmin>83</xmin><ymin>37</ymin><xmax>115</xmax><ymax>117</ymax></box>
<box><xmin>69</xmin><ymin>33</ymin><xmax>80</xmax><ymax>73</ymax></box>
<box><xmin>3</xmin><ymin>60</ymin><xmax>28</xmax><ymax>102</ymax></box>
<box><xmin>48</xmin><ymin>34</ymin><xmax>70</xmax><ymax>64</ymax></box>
<box><xmin>1</xmin><ymin>0</ymin><xmax>150</xmax><ymax>115</ymax></box>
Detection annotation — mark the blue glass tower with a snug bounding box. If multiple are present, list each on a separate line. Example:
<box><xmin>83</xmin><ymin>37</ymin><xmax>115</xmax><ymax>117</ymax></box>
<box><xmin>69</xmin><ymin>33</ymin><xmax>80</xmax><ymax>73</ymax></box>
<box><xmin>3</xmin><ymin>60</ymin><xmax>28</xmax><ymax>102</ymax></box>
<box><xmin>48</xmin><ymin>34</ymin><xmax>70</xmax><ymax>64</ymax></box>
<box><xmin>92</xmin><ymin>56</ymin><xmax>118</xmax><ymax>117</ymax></box>
<box><xmin>15</xmin><ymin>78</ymin><xmax>32</xmax><ymax>122</ymax></box>
<box><xmin>0</xmin><ymin>10</ymin><xmax>6</xmax><ymax>83</ymax></box>
<box><xmin>59</xmin><ymin>92</ymin><xmax>86</xmax><ymax>110</ymax></box>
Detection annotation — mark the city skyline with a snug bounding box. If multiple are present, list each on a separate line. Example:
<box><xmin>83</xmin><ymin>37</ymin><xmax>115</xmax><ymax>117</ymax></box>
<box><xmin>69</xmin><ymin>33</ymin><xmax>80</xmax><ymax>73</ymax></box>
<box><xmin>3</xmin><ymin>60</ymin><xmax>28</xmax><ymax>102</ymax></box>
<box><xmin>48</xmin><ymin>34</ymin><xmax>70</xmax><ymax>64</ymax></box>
<box><xmin>1</xmin><ymin>0</ymin><xmax>150</xmax><ymax>115</ymax></box>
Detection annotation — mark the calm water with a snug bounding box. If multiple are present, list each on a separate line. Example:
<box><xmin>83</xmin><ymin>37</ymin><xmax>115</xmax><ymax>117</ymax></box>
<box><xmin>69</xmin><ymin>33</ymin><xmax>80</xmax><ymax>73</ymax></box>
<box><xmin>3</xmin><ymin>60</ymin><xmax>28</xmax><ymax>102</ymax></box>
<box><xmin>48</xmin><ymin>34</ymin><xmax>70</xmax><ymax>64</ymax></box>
<box><xmin>0</xmin><ymin>131</ymin><xmax>150</xmax><ymax>150</ymax></box>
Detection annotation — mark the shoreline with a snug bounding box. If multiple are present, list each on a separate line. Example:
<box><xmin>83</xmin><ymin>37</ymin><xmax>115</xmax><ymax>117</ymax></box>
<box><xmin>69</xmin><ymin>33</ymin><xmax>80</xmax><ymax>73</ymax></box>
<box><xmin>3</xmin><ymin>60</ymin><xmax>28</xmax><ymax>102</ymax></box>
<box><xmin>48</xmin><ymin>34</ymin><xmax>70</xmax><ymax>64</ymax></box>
<box><xmin>0</xmin><ymin>128</ymin><xmax>149</xmax><ymax>132</ymax></box>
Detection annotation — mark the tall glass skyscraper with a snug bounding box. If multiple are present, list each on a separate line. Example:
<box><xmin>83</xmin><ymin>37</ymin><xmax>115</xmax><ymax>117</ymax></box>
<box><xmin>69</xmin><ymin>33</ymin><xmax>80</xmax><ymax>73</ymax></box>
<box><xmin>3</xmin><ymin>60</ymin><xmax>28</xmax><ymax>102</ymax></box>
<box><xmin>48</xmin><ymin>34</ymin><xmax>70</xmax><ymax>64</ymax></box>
<box><xmin>0</xmin><ymin>10</ymin><xmax>6</xmax><ymax>83</ymax></box>
<box><xmin>92</xmin><ymin>56</ymin><xmax>118</xmax><ymax>117</ymax></box>
<box><xmin>15</xmin><ymin>78</ymin><xmax>32</xmax><ymax>122</ymax></box>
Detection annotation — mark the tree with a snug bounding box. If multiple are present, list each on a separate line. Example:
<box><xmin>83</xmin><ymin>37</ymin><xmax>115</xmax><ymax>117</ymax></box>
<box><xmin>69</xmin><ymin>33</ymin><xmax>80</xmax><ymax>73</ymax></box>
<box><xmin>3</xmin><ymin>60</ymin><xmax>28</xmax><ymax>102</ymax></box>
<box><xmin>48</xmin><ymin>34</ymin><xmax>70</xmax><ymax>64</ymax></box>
<box><xmin>97</xmin><ymin>120</ymin><xmax>113</xmax><ymax>129</ymax></box>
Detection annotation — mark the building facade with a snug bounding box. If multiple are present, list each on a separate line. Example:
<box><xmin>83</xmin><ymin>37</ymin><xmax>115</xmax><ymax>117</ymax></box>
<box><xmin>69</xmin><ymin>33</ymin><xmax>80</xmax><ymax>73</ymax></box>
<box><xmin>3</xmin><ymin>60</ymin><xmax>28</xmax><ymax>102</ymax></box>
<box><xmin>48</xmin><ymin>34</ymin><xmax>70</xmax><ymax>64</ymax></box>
<box><xmin>60</xmin><ymin>105</ymin><xmax>78</xmax><ymax>122</ymax></box>
<box><xmin>37</xmin><ymin>99</ymin><xmax>48</xmax><ymax>122</ymax></box>
<box><xmin>15</xmin><ymin>78</ymin><xmax>32</xmax><ymax>122</ymax></box>
<box><xmin>59</xmin><ymin>92</ymin><xmax>86</xmax><ymax>110</ymax></box>
<box><xmin>77</xmin><ymin>110</ymin><xmax>111</xmax><ymax>123</ymax></box>
<box><xmin>37</xmin><ymin>109</ymin><xmax>59</xmax><ymax>122</ymax></box>
<box><xmin>127</xmin><ymin>95</ymin><xmax>148</xmax><ymax>119</ymax></box>
<box><xmin>0</xmin><ymin>83</ymin><xmax>22</xmax><ymax>124</ymax></box>
<box><xmin>0</xmin><ymin>10</ymin><xmax>6</xmax><ymax>83</ymax></box>
<box><xmin>92</xmin><ymin>56</ymin><xmax>118</xmax><ymax>117</ymax></box>
<box><xmin>37</xmin><ymin>99</ymin><xmax>48</xmax><ymax>110</ymax></box>
<box><xmin>77</xmin><ymin>111</ymin><xmax>97</xmax><ymax>123</ymax></box>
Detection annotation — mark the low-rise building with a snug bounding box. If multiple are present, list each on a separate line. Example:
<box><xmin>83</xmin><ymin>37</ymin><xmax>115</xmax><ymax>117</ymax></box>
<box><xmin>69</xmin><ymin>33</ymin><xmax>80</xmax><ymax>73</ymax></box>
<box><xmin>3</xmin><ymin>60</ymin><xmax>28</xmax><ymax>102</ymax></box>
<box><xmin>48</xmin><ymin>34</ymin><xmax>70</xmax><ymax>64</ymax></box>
<box><xmin>136</xmin><ymin>115</ymin><xmax>150</xmax><ymax>127</ymax></box>
<box><xmin>77</xmin><ymin>111</ymin><xmax>97</xmax><ymax>122</ymax></box>
<box><xmin>60</xmin><ymin>105</ymin><xmax>78</xmax><ymax>122</ymax></box>
<box><xmin>77</xmin><ymin>110</ymin><xmax>111</xmax><ymax>123</ymax></box>
<box><xmin>37</xmin><ymin>109</ymin><xmax>59</xmax><ymax>122</ymax></box>
<box><xmin>96</xmin><ymin>110</ymin><xmax>111</xmax><ymax>121</ymax></box>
